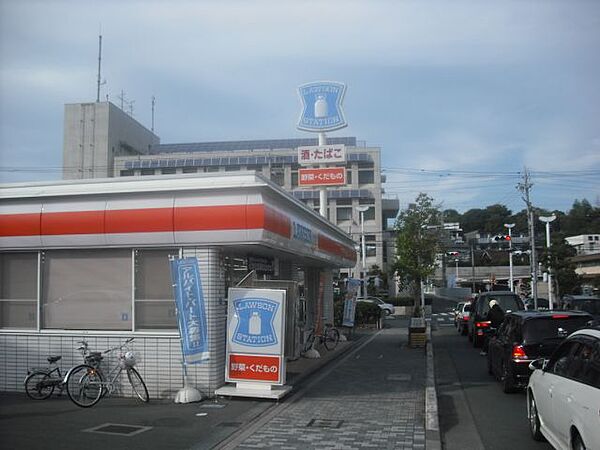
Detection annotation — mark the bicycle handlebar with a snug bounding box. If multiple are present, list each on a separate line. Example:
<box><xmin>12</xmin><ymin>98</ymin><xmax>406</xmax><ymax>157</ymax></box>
<box><xmin>103</xmin><ymin>338</ymin><xmax>135</xmax><ymax>354</ymax></box>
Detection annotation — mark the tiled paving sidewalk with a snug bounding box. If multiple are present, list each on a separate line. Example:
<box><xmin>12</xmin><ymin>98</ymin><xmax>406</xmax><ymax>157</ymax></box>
<box><xmin>234</xmin><ymin>326</ymin><xmax>426</xmax><ymax>449</ymax></box>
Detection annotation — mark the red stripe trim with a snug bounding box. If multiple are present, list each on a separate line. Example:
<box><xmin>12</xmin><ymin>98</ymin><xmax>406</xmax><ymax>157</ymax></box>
<box><xmin>0</xmin><ymin>204</ymin><xmax>291</xmax><ymax>238</ymax></box>
<box><xmin>42</xmin><ymin>210</ymin><xmax>105</xmax><ymax>235</ymax></box>
<box><xmin>0</xmin><ymin>213</ymin><xmax>41</xmax><ymax>237</ymax></box>
<box><xmin>1</xmin><ymin>206</ymin><xmax>352</xmax><ymax>261</ymax></box>
<box><xmin>263</xmin><ymin>206</ymin><xmax>291</xmax><ymax>238</ymax></box>
<box><xmin>318</xmin><ymin>234</ymin><xmax>356</xmax><ymax>261</ymax></box>
<box><xmin>107</xmin><ymin>208</ymin><xmax>172</xmax><ymax>234</ymax></box>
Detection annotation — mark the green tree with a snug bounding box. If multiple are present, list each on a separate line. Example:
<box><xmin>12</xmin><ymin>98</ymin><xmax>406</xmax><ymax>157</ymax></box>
<box><xmin>394</xmin><ymin>193</ymin><xmax>441</xmax><ymax>312</ymax></box>
<box><xmin>539</xmin><ymin>232</ymin><xmax>581</xmax><ymax>297</ymax></box>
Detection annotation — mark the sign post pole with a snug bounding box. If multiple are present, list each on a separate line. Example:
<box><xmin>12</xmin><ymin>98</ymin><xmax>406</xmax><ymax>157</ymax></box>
<box><xmin>319</xmin><ymin>132</ymin><xmax>327</xmax><ymax>218</ymax></box>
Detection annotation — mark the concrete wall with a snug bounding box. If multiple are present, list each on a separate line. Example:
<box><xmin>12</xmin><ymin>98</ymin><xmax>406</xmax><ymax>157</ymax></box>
<box><xmin>63</xmin><ymin>102</ymin><xmax>159</xmax><ymax>180</ymax></box>
<box><xmin>0</xmin><ymin>247</ymin><xmax>226</xmax><ymax>399</ymax></box>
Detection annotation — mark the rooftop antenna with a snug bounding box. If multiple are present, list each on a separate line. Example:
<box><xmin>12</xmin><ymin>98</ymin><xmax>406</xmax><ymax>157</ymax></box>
<box><xmin>151</xmin><ymin>96</ymin><xmax>156</xmax><ymax>132</ymax></box>
<box><xmin>96</xmin><ymin>32</ymin><xmax>102</xmax><ymax>102</ymax></box>
<box><xmin>96</xmin><ymin>28</ymin><xmax>107</xmax><ymax>102</ymax></box>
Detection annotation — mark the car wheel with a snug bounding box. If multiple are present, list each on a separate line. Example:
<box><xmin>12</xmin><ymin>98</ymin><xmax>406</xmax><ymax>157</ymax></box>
<box><xmin>384</xmin><ymin>309</ymin><xmax>391</xmax><ymax>316</ymax></box>
<box><xmin>572</xmin><ymin>432</ymin><xmax>586</xmax><ymax>450</ymax></box>
<box><xmin>501</xmin><ymin>361</ymin><xmax>515</xmax><ymax>393</ymax></box>
<box><xmin>528</xmin><ymin>393</ymin><xmax>544</xmax><ymax>441</ymax></box>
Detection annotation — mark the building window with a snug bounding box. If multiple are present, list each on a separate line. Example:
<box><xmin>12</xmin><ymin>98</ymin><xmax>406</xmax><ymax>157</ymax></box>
<box><xmin>120</xmin><ymin>169</ymin><xmax>135</xmax><ymax>177</ymax></box>
<box><xmin>365</xmin><ymin>235</ymin><xmax>377</xmax><ymax>257</ymax></box>
<box><xmin>246</xmin><ymin>164</ymin><xmax>262</xmax><ymax>171</ymax></box>
<box><xmin>182</xmin><ymin>167</ymin><xmax>198</xmax><ymax>174</ymax></box>
<box><xmin>206</xmin><ymin>167</ymin><xmax>220</xmax><ymax>172</ymax></box>
<box><xmin>161</xmin><ymin>168</ymin><xmax>177</xmax><ymax>175</ymax></box>
<box><xmin>270</xmin><ymin>168</ymin><xmax>284</xmax><ymax>186</ymax></box>
<box><xmin>364</xmin><ymin>207</ymin><xmax>376</xmax><ymax>221</ymax></box>
<box><xmin>337</xmin><ymin>207</ymin><xmax>353</xmax><ymax>223</ymax></box>
<box><xmin>336</xmin><ymin>198</ymin><xmax>352</xmax><ymax>206</ymax></box>
<box><xmin>346</xmin><ymin>171</ymin><xmax>352</xmax><ymax>184</ymax></box>
<box><xmin>134</xmin><ymin>249</ymin><xmax>179</xmax><ymax>330</ymax></box>
<box><xmin>291</xmin><ymin>171</ymin><xmax>298</xmax><ymax>187</ymax></box>
<box><xmin>0</xmin><ymin>252</ymin><xmax>38</xmax><ymax>329</ymax></box>
<box><xmin>225</xmin><ymin>165</ymin><xmax>241</xmax><ymax>172</ymax></box>
<box><xmin>41</xmin><ymin>249</ymin><xmax>132</xmax><ymax>330</ymax></box>
<box><xmin>141</xmin><ymin>169</ymin><xmax>155</xmax><ymax>176</ymax></box>
<box><xmin>358</xmin><ymin>170</ymin><xmax>374</xmax><ymax>185</ymax></box>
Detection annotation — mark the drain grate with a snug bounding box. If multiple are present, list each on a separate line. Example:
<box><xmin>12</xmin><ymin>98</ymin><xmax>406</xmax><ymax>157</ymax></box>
<box><xmin>217</xmin><ymin>422</ymin><xmax>243</xmax><ymax>427</ymax></box>
<box><xmin>83</xmin><ymin>423</ymin><xmax>153</xmax><ymax>436</ymax></box>
<box><xmin>386</xmin><ymin>373</ymin><xmax>412</xmax><ymax>382</ymax></box>
<box><xmin>307</xmin><ymin>419</ymin><xmax>343</xmax><ymax>429</ymax></box>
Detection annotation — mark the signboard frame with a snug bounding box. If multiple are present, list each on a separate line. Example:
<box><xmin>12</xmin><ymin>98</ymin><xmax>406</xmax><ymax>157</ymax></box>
<box><xmin>298</xmin><ymin>167</ymin><xmax>346</xmax><ymax>187</ymax></box>
<box><xmin>297</xmin><ymin>144</ymin><xmax>346</xmax><ymax>165</ymax></box>
<box><xmin>225</xmin><ymin>288</ymin><xmax>287</xmax><ymax>385</ymax></box>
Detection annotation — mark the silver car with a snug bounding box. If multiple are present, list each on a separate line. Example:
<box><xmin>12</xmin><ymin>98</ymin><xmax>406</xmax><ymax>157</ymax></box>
<box><xmin>527</xmin><ymin>326</ymin><xmax>600</xmax><ymax>449</ymax></box>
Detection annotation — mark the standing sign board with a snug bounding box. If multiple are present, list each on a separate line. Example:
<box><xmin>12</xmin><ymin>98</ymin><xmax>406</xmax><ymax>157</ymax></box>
<box><xmin>225</xmin><ymin>288</ymin><xmax>287</xmax><ymax>388</ymax></box>
<box><xmin>298</xmin><ymin>167</ymin><xmax>346</xmax><ymax>187</ymax></box>
<box><xmin>170</xmin><ymin>258</ymin><xmax>209</xmax><ymax>363</ymax></box>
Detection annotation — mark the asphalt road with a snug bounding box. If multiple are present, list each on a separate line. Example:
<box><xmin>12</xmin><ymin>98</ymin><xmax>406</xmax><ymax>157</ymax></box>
<box><xmin>432</xmin><ymin>323</ymin><xmax>553</xmax><ymax>450</ymax></box>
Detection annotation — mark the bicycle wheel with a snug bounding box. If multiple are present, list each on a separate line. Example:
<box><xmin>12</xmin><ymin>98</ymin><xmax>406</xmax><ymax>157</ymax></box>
<box><xmin>127</xmin><ymin>368</ymin><xmax>149</xmax><ymax>402</ymax></box>
<box><xmin>25</xmin><ymin>371</ymin><xmax>55</xmax><ymax>400</ymax></box>
<box><xmin>303</xmin><ymin>330</ymin><xmax>316</xmax><ymax>353</ymax></box>
<box><xmin>66</xmin><ymin>364</ymin><xmax>103</xmax><ymax>408</ymax></box>
<box><xmin>324</xmin><ymin>327</ymin><xmax>340</xmax><ymax>351</ymax></box>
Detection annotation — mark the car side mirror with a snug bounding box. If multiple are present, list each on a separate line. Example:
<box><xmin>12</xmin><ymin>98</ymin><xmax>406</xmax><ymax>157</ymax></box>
<box><xmin>529</xmin><ymin>358</ymin><xmax>547</xmax><ymax>371</ymax></box>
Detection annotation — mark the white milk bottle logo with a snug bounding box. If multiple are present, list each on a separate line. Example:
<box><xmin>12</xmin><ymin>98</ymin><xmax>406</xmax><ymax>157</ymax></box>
<box><xmin>249</xmin><ymin>311</ymin><xmax>261</xmax><ymax>335</ymax></box>
<box><xmin>314</xmin><ymin>95</ymin><xmax>328</xmax><ymax>118</ymax></box>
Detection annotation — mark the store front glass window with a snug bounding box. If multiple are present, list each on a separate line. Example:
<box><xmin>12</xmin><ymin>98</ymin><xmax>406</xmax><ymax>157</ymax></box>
<box><xmin>134</xmin><ymin>248</ymin><xmax>179</xmax><ymax>330</ymax></box>
<box><xmin>41</xmin><ymin>249</ymin><xmax>132</xmax><ymax>330</ymax></box>
<box><xmin>0</xmin><ymin>252</ymin><xmax>38</xmax><ymax>329</ymax></box>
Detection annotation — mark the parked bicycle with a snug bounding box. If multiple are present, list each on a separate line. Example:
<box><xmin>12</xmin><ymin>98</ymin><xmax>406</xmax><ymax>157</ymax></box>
<box><xmin>65</xmin><ymin>337</ymin><xmax>149</xmax><ymax>408</ymax></box>
<box><xmin>303</xmin><ymin>323</ymin><xmax>340</xmax><ymax>352</ymax></box>
<box><xmin>24</xmin><ymin>340</ymin><xmax>95</xmax><ymax>400</ymax></box>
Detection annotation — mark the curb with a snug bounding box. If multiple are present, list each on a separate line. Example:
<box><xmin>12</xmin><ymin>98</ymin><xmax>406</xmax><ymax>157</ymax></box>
<box><xmin>426</xmin><ymin>324</ymin><xmax>442</xmax><ymax>450</ymax></box>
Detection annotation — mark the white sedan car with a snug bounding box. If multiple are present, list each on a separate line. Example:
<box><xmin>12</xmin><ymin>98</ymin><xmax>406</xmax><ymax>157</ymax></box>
<box><xmin>357</xmin><ymin>296</ymin><xmax>395</xmax><ymax>316</ymax></box>
<box><xmin>527</xmin><ymin>326</ymin><xmax>600</xmax><ymax>450</ymax></box>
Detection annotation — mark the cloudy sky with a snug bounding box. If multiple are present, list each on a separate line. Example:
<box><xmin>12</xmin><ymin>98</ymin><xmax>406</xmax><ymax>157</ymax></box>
<box><xmin>1</xmin><ymin>0</ymin><xmax>598</xmax><ymax>214</ymax></box>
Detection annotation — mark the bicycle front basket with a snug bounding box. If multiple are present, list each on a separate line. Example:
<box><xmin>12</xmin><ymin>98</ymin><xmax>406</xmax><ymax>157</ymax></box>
<box><xmin>119</xmin><ymin>351</ymin><xmax>137</xmax><ymax>368</ymax></box>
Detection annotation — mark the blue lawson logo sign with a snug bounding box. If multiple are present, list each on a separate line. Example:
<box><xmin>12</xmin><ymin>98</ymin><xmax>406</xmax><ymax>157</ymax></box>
<box><xmin>170</xmin><ymin>258</ymin><xmax>209</xmax><ymax>363</ymax></box>
<box><xmin>233</xmin><ymin>298</ymin><xmax>279</xmax><ymax>347</ymax></box>
<box><xmin>297</xmin><ymin>81</ymin><xmax>347</xmax><ymax>132</ymax></box>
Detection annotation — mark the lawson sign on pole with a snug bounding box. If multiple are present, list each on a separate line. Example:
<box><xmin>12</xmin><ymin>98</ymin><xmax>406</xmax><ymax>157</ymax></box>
<box><xmin>297</xmin><ymin>81</ymin><xmax>347</xmax><ymax>132</ymax></box>
<box><xmin>170</xmin><ymin>257</ymin><xmax>209</xmax><ymax>363</ymax></box>
<box><xmin>226</xmin><ymin>288</ymin><xmax>287</xmax><ymax>386</ymax></box>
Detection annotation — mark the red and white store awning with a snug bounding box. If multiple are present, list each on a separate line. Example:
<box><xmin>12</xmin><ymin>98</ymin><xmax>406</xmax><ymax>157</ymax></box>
<box><xmin>0</xmin><ymin>172</ymin><xmax>356</xmax><ymax>267</ymax></box>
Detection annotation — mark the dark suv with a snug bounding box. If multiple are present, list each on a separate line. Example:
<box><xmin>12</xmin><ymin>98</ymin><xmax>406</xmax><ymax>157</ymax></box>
<box><xmin>561</xmin><ymin>295</ymin><xmax>600</xmax><ymax>320</ymax></box>
<box><xmin>487</xmin><ymin>310</ymin><xmax>592</xmax><ymax>393</ymax></box>
<box><xmin>468</xmin><ymin>291</ymin><xmax>525</xmax><ymax>347</ymax></box>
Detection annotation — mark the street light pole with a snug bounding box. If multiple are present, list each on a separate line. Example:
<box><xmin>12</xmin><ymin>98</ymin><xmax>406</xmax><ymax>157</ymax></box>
<box><xmin>356</xmin><ymin>206</ymin><xmax>370</xmax><ymax>299</ymax></box>
<box><xmin>539</xmin><ymin>214</ymin><xmax>557</xmax><ymax>310</ymax></box>
<box><xmin>504</xmin><ymin>223</ymin><xmax>515</xmax><ymax>292</ymax></box>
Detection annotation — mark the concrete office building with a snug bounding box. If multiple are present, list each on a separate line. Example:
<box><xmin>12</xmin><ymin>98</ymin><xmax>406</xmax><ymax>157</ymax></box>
<box><xmin>62</xmin><ymin>102</ymin><xmax>399</xmax><ymax>283</ymax></box>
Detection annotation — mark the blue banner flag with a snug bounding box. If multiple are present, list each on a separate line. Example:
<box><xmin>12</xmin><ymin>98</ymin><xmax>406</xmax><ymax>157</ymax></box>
<box><xmin>170</xmin><ymin>258</ymin><xmax>209</xmax><ymax>363</ymax></box>
<box><xmin>342</xmin><ymin>278</ymin><xmax>361</xmax><ymax>327</ymax></box>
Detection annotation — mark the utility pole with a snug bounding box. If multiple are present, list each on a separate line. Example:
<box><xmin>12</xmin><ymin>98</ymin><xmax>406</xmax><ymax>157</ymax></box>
<box><xmin>517</xmin><ymin>168</ymin><xmax>538</xmax><ymax>309</ymax></box>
